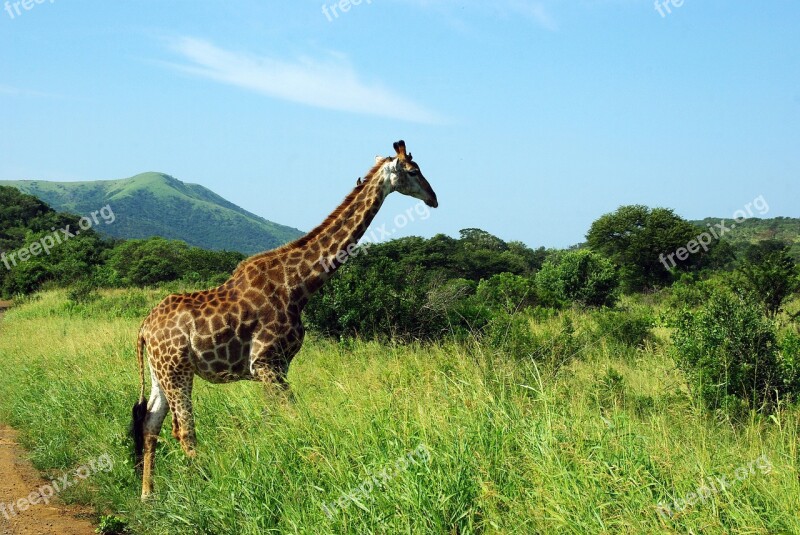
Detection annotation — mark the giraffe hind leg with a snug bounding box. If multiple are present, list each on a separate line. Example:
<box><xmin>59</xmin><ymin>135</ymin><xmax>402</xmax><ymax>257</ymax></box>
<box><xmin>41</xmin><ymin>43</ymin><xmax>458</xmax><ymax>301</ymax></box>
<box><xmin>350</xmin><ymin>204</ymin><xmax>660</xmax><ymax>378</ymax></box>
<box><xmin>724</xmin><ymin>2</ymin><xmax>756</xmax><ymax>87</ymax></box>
<box><xmin>141</xmin><ymin>370</ymin><xmax>169</xmax><ymax>500</ymax></box>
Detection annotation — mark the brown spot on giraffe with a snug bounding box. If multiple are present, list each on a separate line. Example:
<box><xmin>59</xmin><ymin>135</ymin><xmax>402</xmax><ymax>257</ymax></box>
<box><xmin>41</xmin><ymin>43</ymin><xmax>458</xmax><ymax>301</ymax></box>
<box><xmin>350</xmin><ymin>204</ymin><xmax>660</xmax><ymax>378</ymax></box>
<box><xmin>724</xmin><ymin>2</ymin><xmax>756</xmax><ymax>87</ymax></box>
<box><xmin>131</xmin><ymin>140</ymin><xmax>438</xmax><ymax>499</ymax></box>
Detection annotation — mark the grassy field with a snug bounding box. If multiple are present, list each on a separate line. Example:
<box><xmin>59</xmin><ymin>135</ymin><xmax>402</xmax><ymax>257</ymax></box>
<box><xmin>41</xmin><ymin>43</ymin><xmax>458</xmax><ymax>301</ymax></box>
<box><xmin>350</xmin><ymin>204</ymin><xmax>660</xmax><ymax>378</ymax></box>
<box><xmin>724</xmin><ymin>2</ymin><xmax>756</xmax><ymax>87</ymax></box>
<box><xmin>0</xmin><ymin>289</ymin><xmax>798</xmax><ymax>534</ymax></box>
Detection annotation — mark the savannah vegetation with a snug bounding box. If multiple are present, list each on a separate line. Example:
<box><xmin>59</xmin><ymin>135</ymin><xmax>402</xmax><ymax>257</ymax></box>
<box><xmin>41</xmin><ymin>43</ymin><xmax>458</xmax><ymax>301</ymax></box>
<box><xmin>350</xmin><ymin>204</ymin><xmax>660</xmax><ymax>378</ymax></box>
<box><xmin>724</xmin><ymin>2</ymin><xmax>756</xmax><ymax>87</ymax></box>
<box><xmin>0</xmin><ymin>187</ymin><xmax>799</xmax><ymax>533</ymax></box>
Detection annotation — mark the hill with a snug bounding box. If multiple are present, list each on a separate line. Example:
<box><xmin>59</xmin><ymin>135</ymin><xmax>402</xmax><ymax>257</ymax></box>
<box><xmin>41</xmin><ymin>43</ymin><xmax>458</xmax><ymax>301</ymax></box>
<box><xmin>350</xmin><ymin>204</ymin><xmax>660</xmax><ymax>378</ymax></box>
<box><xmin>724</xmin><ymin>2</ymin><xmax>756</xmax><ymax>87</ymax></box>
<box><xmin>691</xmin><ymin>216</ymin><xmax>800</xmax><ymax>260</ymax></box>
<box><xmin>0</xmin><ymin>173</ymin><xmax>303</xmax><ymax>255</ymax></box>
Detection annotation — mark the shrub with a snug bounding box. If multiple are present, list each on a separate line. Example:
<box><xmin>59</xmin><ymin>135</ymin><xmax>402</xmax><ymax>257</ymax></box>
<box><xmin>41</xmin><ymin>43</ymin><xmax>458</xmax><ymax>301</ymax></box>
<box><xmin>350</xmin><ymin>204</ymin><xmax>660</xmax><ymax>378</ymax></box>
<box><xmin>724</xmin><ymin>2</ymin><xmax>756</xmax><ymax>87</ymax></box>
<box><xmin>66</xmin><ymin>278</ymin><xmax>99</xmax><ymax>304</ymax></box>
<box><xmin>304</xmin><ymin>258</ymin><xmax>441</xmax><ymax>340</ymax></box>
<box><xmin>536</xmin><ymin>250</ymin><xmax>619</xmax><ymax>308</ymax></box>
<box><xmin>96</xmin><ymin>514</ymin><xmax>128</xmax><ymax>535</ymax></box>
<box><xmin>425</xmin><ymin>278</ymin><xmax>489</xmax><ymax>334</ymax></box>
<box><xmin>474</xmin><ymin>273</ymin><xmax>537</xmax><ymax>314</ymax></box>
<box><xmin>672</xmin><ymin>290</ymin><xmax>796</xmax><ymax>412</ymax></box>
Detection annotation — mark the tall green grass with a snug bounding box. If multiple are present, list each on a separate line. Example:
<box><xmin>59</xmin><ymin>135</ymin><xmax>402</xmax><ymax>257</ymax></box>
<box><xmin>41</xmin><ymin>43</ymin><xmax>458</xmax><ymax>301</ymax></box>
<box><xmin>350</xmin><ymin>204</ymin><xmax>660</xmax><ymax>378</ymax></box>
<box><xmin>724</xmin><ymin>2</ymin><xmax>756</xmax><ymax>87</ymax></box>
<box><xmin>0</xmin><ymin>290</ymin><xmax>798</xmax><ymax>533</ymax></box>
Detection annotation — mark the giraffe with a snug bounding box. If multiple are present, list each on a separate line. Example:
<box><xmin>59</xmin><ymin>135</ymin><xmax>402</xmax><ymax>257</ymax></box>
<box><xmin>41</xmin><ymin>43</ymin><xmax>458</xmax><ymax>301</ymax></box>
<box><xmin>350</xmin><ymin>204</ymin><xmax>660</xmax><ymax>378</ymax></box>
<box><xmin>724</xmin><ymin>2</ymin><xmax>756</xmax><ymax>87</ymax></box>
<box><xmin>131</xmin><ymin>140</ymin><xmax>438</xmax><ymax>499</ymax></box>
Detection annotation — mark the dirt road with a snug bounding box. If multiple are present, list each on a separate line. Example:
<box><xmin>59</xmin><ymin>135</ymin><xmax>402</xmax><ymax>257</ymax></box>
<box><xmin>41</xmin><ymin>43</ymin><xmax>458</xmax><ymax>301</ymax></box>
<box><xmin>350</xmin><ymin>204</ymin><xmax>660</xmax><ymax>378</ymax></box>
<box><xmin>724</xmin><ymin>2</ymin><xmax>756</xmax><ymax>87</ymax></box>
<box><xmin>0</xmin><ymin>427</ymin><xmax>97</xmax><ymax>535</ymax></box>
<box><xmin>0</xmin><ymin>303</ymin><xmax>97</xmax><ymax>534</ymax></box>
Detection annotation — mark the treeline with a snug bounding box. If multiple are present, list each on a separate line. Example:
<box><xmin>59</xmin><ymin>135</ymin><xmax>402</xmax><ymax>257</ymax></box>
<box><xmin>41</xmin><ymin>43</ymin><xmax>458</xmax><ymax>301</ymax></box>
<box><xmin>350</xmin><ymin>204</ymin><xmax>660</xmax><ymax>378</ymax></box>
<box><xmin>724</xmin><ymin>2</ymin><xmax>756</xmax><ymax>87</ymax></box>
<box><xmin>0</xmin><ymin>186</ymin><xmax>244</xmax><ymax>297</ymax></box>
<box><xmin>306</xmin><ymin>206</ymin><xmax>799</xmax><ymax>339</ymax></box>
<box><xmin>303</xmin><ymin>231</ymin><xmax>617</xmax><ymax>339</ymax></box>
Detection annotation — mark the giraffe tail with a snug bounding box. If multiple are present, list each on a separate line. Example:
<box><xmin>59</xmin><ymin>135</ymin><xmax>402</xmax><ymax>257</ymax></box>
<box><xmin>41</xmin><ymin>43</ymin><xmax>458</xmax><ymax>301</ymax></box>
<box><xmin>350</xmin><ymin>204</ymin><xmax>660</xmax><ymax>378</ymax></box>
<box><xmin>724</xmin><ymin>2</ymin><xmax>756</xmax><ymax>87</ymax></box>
<box><xmin>131</xmin><ymin>329</ymin><xmax>148</xmax><ymax>473</ymax></box>
<box><xmin>137</xmin><ymin>329</ymin><xmax>146</xmax><ymax>403</ymax></box>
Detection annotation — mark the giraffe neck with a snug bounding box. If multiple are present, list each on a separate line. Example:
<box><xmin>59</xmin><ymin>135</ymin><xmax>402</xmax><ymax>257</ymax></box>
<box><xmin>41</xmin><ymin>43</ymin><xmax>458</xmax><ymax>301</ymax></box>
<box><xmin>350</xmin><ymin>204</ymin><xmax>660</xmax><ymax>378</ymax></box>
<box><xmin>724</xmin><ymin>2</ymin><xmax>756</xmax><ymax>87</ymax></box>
<box><xmin>288</xmin><ymin>158</ymin><xmax>393</xmax><ymax>298</ymax></box>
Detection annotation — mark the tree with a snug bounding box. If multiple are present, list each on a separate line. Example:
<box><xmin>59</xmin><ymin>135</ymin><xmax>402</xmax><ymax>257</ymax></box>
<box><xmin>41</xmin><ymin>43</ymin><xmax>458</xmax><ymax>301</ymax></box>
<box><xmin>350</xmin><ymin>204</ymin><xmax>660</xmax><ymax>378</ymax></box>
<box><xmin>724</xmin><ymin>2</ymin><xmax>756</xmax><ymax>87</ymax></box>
<box><xmin>738</xmin><ymin>240</ymin><xmax>799</xmax><ymax>317</ymax></box>
<box><xmin>0</xmin><ymin>187</ymin><xmax>112</xmax><ymax>296</ymax></box>
<box><xmin>107</xmin><ymin>238</ymin><xmax>190</xmax><ymax>286</ymax></box>
<box><xmin>586</xmin><ymin>205</ymin><xmax>707</xmax><ymax>291</ymax></box>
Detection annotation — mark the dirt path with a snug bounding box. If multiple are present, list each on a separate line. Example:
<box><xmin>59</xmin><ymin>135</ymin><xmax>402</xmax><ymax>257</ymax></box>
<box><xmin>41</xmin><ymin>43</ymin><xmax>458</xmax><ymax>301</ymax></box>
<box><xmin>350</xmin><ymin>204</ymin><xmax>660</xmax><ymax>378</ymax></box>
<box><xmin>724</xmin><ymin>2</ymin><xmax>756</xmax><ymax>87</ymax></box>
<box><xmin>0</xmin><ymin>304</ymin><xmax>97</xmax><ymax>535</ymax></box>
<box><xmin>0</xmin><ymin>427</ymin><xmax>97</xmax><ymax>535</ymax></box>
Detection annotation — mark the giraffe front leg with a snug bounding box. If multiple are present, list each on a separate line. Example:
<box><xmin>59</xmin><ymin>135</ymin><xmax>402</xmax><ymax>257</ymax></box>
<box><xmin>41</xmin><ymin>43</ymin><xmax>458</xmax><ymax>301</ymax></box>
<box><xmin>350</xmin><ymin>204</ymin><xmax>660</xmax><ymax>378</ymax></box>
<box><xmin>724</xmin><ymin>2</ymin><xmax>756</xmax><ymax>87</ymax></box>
<box><xmin>248</xmin><ymin>326</ymin><xmax>301</xmax><ymax>391</ymax></box>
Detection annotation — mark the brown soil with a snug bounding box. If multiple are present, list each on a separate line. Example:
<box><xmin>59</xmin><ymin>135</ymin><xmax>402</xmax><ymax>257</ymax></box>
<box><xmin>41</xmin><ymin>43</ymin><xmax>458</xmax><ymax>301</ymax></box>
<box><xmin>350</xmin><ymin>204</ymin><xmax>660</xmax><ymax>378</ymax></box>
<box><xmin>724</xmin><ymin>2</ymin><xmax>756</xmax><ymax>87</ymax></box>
<box><xmin>0</xmin><ymin>305</ymin><xmax>97</xmax><ymax>534</ymax></box>
<box><xmin>0</xmin><ymin>427</ymin><xmax>97</xmax><ymax>535</ymax></box>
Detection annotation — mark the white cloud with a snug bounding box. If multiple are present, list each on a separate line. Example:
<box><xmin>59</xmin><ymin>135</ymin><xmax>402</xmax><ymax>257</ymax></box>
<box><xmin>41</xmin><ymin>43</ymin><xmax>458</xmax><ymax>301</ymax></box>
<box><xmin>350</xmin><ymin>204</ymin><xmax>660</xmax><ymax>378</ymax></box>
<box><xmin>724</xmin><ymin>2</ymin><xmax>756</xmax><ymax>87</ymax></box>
<box><xmin>163</xmin><ymin>37</ymin><xmax>442</xmax><ymax>124</ymax></box>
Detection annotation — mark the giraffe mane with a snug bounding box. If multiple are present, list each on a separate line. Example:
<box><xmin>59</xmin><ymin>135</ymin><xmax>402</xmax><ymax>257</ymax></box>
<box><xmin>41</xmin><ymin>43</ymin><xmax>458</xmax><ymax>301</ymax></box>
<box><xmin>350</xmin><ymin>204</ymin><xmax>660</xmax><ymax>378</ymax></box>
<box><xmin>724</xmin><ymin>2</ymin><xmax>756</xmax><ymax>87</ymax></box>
<box><xmin>235</xmin><ymin>156</ymin><xmax>392</xmax><ymax>270</ymax></box>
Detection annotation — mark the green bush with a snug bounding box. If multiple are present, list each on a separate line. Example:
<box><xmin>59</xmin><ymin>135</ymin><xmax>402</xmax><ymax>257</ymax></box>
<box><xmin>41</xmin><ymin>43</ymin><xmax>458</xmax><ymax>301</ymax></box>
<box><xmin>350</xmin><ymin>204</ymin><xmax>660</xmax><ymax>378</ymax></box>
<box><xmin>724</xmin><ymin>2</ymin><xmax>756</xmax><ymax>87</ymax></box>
<box><xmin>536</xmin><ymin>250</ymin><xmax>618</xmax><ymax>308</ymax></box>
<box><xmin>67</xmin><ymin>278</ymin><xmax>100</xmax><ymax>305</ymax></box>
<box><xmin>304</xmin><ymin>258</ymin><xmax>445</xmax><ymax>340</ymax></box>
<box><xmin>474</xmin><ymin>273</ymin><xmax>537</xmax><ymax>314</ymax></box>
<box><xmin>672</xmin><ymin>290</ymin><xmax>796</xmax><ymax>412</ymax></box>
<box><xmin>425</xmin><ymin>278</ymin><xmax>490</xmax><ymax>335</ymax></box>
<box><xmin>96</xmin><ymin>514</ymin><xmax>128</xmax><ymax>535</ymax></box>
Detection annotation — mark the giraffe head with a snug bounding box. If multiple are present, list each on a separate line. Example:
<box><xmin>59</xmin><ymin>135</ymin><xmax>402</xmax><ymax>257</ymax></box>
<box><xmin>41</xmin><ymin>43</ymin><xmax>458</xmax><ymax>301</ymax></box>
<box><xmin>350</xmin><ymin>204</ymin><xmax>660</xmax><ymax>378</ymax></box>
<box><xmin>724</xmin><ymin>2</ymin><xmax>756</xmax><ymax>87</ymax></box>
<box><xmin>384</xmin><ymin>140</ymin><xmax>438</xmax><ymax>208</ymax></box>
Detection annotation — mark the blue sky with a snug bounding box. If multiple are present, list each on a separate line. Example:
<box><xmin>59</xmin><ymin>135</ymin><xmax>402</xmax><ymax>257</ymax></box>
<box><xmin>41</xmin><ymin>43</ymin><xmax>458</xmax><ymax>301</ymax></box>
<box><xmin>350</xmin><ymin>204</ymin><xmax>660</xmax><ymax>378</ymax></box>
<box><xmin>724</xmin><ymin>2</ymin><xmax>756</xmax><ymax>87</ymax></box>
<box><xmin>1</xmin><ymin>0</ymin><xmax>798</xmax><ymax>249</ymax></box>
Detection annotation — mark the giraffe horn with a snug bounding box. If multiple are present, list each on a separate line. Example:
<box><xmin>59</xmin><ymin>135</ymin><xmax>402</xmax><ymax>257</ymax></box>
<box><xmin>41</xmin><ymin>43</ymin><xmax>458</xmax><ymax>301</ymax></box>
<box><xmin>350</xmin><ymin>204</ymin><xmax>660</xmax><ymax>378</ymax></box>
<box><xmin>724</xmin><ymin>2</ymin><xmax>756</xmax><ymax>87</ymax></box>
<box><xmin>393</xmin><ymin>140</ymin><xmax>407</xmax><ymax>161</ymax></box>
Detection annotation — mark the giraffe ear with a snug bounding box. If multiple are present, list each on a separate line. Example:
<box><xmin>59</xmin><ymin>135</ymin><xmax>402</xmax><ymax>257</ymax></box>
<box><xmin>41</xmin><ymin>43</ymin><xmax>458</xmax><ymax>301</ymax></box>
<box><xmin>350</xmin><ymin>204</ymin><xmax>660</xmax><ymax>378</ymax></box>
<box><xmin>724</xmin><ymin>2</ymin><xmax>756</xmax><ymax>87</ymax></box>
<box><xmin>393</xmin><ymin>140</ymin><xmax>407</xmax><ymax>161</ymax></box>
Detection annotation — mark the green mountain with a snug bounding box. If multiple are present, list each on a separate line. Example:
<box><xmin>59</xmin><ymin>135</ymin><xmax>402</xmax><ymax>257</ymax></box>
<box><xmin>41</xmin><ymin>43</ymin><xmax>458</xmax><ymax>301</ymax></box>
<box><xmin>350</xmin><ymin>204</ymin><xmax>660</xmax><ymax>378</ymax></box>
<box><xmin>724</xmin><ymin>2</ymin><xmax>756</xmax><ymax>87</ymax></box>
<box><xmin>691</xmin><ymin>216</ymin><xmax>800</xmax><ymax>260</ymax></box>
<box><xmin>0</xmin><ymin>173</ymin><xmax>303</xmax><ymax>255</ymax></box>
